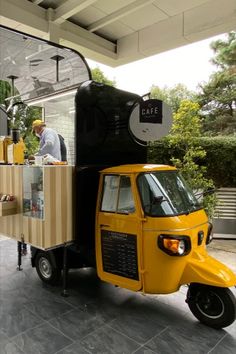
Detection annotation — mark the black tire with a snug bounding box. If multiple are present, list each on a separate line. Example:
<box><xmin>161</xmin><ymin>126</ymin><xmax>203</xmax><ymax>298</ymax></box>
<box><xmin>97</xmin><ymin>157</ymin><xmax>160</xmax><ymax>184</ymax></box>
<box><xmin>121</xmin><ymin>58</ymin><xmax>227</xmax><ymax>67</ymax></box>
<box><xmin>35</xmin><ymin>251</ymin><xmax>61</xmax><ymax>285</ymax></box>
<box><xmin>187</xmin><ymin>283</ymin><xmax>236</xmax><ymax>329</ymax></box>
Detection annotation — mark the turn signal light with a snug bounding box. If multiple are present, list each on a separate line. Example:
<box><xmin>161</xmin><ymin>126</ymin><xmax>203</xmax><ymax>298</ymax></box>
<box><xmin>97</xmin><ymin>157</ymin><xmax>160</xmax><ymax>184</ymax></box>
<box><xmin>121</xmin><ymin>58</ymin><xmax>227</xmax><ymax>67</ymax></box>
<box><xmin>163</xmin><ymin>239</ymin><xmax>183</xmax><ymax>254</ymax></box>
<box><xmin>158</xmin><ymin>235</ymin><xmax>191</xmax><ymax>256</ymax></box>
<box><xmin>206</xmin><ymin>223</ymin><xmax>213</xmax><ymax>245</ymax></box>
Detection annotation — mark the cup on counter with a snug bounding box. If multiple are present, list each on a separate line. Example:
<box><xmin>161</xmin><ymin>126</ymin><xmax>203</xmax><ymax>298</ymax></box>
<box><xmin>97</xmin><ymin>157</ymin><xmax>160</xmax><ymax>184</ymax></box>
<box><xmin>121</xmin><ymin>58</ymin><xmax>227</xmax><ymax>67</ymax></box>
<box><xmin>34</xmin><ymin>156</ymin><xmax>43</xmax><ymax>166</ymax></box>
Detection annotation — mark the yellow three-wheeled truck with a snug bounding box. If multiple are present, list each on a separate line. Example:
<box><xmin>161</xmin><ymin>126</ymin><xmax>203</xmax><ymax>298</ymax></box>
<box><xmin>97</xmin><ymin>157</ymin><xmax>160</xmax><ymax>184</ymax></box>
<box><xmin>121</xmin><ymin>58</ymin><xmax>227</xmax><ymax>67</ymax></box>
<box><xmin>0</xmin><ymin>26</ymin><xmax>235</xmax><ymax>330</ymax></box>
<box><xmin>31</xmin><ymin>162</ymin><xmax>236</xmax><ymax>329</ymax></box>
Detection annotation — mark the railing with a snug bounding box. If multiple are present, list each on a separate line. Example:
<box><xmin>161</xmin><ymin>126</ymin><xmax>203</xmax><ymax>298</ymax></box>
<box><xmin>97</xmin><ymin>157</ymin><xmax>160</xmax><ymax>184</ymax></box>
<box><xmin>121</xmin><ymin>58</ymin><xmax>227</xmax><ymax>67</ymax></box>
<box><xmin>214</xmin><ymin>188</ymin><xmax>236</xmax><ymax>219</ymax></box>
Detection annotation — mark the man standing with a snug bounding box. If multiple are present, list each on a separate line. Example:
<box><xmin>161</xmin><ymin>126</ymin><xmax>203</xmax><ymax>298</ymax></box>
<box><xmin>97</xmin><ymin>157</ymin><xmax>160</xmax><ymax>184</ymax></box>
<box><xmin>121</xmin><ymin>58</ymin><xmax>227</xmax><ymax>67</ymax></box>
<box><xmin>32</xmin><ymin>120</ymin><xmax>61</xmax><ymax>161</ymax></box>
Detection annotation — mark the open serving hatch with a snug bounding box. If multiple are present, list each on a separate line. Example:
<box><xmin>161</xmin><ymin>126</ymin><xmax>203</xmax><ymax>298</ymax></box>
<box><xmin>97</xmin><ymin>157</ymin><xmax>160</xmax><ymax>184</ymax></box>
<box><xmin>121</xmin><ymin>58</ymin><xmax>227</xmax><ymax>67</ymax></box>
<box><xmin>0</xmin><ymin>25</ymin><xmax>91</xmax><ymax>165</ymax></box>
<box><xmin>0</xmin><ymin>25</ymin><xmax>91</xmax><ymax>103</ymax></box>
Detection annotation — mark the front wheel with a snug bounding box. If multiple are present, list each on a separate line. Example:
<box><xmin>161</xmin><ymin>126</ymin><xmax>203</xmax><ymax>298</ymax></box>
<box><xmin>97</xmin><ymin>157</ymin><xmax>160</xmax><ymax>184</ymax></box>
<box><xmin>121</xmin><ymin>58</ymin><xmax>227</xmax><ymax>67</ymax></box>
<box><xmin>35</xmin><ymin>251</ymin><xmax>61</xmax><ymax>285</ymax></box>
<box><xmin>187</xmin><ymin>283</ymin><xmax>236</xmax><ymax>329</ymax></box>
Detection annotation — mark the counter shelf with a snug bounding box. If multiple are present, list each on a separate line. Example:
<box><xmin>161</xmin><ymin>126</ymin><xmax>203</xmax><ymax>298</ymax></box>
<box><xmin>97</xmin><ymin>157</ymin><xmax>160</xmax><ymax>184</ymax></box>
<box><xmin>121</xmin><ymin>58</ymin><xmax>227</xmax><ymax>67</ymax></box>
<box><xmin>0</xmin><ymin>165</ymin><xmax>73</xmax><ymax>249</ymax></box>
<box><xmin>0</xmin><ymin>199</ymin><xmax>17</xmax><ymax>216</ymax></box>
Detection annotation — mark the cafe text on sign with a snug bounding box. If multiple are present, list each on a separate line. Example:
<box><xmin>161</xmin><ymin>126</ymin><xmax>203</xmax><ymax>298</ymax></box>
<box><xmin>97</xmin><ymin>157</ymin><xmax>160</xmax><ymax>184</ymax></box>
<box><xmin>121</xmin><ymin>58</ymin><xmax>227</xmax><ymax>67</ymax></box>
<box><xmin>139</xmin><ymin>99</ymin><xmax>162</xmax><ymax>124</ymax></box>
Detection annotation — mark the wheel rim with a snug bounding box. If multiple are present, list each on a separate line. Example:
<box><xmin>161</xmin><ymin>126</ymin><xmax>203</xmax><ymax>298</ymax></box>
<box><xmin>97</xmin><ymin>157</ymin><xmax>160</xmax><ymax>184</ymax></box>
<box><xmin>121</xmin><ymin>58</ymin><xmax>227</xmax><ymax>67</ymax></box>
<box><xmin>38</xmin><ymin>257</ymin><xmax>52</xmax><ymax>279</ymax></box>
<box><xmin>196</xmin><ymin>290</ymin><xmax>224</xmax><ymax>319</ymax></box>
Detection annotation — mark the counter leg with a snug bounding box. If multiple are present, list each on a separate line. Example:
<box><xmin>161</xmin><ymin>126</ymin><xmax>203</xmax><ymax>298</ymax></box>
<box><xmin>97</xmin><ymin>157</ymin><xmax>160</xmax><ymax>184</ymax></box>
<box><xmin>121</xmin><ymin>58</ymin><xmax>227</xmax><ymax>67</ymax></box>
<box><xmin>17</xmin><ymin>241</ymin><xmax>22</xmax><ymax>271</ymax></box>
<box><xmin>61</xmin><ymin>244</ymin><xmax>69</xmax><ymax>297</ymax></box>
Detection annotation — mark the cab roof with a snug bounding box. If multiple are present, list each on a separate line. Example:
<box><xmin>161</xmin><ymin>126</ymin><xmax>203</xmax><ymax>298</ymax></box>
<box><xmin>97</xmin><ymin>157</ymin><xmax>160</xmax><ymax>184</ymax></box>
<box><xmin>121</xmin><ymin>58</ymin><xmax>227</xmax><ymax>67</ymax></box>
<box><xmin>101</xmin><ymin>164</ymin><xmax>177</xmax><ymax>174</ymax></box>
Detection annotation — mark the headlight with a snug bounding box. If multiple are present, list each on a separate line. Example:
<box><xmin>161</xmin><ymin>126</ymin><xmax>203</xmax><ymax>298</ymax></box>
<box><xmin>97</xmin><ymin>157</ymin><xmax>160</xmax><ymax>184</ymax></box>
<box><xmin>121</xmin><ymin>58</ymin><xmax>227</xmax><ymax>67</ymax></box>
<box><xmin>158</xmin><ymin>235</ymin><xmax>191</xmax><ymax>256</ymax></box>
<box><xmin>206</xmin><ymin>222</ymin><xmax>213</xmax><ymax>245</ymax></box>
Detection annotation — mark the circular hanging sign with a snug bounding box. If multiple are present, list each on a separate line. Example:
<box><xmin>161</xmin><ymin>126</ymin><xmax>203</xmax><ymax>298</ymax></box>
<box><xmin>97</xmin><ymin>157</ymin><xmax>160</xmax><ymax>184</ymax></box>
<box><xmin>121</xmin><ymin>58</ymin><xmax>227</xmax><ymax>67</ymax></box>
<box><xmin>129</xmin><ymin>99</ymin><xmax>172</xmax><ymax>142</ymax></box>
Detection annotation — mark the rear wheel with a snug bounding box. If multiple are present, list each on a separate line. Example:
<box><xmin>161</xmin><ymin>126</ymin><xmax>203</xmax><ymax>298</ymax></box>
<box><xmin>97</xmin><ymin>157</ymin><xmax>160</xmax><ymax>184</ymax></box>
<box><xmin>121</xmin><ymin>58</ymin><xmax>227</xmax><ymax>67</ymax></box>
<box><xmin>35</xmin><ymin>251</ymin><xmax>61</xmax><ymax>285</ymax></box>
<box><xmin>187</xmin><ymin>283</ymin><xmax>236</xmax><ymax>329</ymax></box>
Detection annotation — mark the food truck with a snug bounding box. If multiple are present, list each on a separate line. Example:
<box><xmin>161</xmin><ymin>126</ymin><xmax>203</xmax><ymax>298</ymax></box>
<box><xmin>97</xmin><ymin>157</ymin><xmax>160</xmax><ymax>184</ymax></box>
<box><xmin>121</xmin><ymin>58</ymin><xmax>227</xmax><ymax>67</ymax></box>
<box><xmin>0</xmin><ymin>25</ymin><xmax>235</xmax><ymax>329</ymax></box>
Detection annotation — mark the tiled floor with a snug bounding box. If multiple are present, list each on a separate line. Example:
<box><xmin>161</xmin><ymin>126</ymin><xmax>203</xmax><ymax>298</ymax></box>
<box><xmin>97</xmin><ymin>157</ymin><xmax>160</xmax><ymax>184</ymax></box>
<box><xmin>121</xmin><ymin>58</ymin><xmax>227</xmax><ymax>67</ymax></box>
<box><xmin>0</xmin><ymin>236</ymin><xmax>236</xmax><ymax>354</ymax></box>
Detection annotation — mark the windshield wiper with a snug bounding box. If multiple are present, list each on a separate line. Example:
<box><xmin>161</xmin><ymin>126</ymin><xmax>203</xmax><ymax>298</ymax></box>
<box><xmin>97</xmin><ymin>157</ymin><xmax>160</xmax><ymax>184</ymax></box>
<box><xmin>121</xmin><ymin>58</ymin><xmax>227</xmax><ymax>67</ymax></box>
<box><xmin>194</xmin><ymin>188</ymin><xmax>216</xmax><ymax>200</ymax></box>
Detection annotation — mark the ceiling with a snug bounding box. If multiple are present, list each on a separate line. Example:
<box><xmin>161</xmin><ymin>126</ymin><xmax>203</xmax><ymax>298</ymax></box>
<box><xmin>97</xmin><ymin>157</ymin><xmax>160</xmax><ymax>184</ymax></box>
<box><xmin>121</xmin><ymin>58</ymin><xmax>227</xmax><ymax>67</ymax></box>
<box><xmin>0</xmin><ymin>0</ymin><xmax>236</xmax><ymax>67</ymax></box>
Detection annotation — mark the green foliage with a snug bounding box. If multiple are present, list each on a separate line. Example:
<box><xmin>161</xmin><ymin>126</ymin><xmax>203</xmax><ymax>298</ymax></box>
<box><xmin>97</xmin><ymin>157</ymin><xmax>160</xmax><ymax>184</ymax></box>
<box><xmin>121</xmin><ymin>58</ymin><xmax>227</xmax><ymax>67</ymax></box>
<box><xmin>170</xmin><ymin>100</ymin><xmax>202</xmax><ymax>140</ymax></box>
<box><xmin>6</xmin><ymin>102</ymin><xmax>40</xmax><ymax>154</ymax></box>
<box><xmin>197</xmin><ymin>32</ymin><xmax>236</xmax><ymax>136</ymax></box>
<box><xmin>149</xmin><ymin>100</ymin><xmax>216</xmax><ymax>217</ymax></box>
<box><xmin>150</xmin><ymin>84</ymin><xmax>194</xmax><ymax>113</ymax></box>
<box><xmin>148</xmin><ymin>137</ymin><xmax>236</xmax><ymax>188</ymax></box>
<box><xmin>21</xmin><ymin>105</ymin><xmax>41</xmax><ymax>155</ymax></box>
<box><xmin>149</xmin><ymin>32</ymin><xmax>236</xmax><ymax>137</ymax></box>
<box><xmin>198</xmin><ymin>136</ymin><xmax>236</xmax><ymax>187</ymax></box>
<box><xmin>210</xmin><ymin>32</ymin><xmax>236</xmax><ymax>69</ymax></box>
<box><xmin>0</xmin><ymin>80</ymin><xmax>40</xmax><ymax>154</ymax></box>
<box><xmin>7</xmin><ymin>102</ymin><xmax>27</xmax><ymax>130</ymax></box>
<box><xmin>91</xmin><ymin>67</ymin><xmax>116</xmax><ymax>87</ymax></box>
<box><xmin>0</xmin><ymin>81</ymin><xmax>12</xmax><ymax>104</ymax></box>
<box><xmin>170</xmin><ymin>100</ymin><xmax>216</xmax><ymax>216</ymax></box>
<box><xmin>23</xmin><ymin>133</ymin><xmax>39</xmax><ymax>156</ymax></box>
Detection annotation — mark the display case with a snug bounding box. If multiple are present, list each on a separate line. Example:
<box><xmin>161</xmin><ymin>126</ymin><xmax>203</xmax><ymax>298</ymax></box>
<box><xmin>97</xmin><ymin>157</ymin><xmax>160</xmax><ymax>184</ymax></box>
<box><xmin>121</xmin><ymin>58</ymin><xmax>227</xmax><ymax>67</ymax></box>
<box><xmin>0</xmin><ymin>165</ymin><xmax>73</xmax><ymax>249</ymax></box>
<box><xmin>23</xmin><ymin>166</ymin><xmax>44</xmax><ymax>219</ymax></box>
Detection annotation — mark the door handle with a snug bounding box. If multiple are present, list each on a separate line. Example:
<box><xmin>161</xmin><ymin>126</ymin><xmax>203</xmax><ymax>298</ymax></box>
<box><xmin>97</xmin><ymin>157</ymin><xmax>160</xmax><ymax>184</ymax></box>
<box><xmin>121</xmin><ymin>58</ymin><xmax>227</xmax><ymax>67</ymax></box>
<box><xmin>100</xmin><ymin>224</ymin><xmax>110</xmax><ymax>228</ymax></box>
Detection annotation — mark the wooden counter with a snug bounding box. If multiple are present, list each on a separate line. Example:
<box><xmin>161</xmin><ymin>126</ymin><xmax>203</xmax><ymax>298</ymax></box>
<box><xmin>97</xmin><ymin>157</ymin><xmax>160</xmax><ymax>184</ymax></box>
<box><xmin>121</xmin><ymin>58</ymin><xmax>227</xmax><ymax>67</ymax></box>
<box><xmin>0</xmin><ymin>165</ymin><xmax>74</xmax><ymax>249</ymax></box>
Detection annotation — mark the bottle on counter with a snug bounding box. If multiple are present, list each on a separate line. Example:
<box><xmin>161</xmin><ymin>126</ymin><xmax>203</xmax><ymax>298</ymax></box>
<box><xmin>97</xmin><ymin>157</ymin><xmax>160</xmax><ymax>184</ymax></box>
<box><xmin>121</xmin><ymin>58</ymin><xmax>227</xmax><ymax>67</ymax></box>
<box><xmin>24</xmin><ymin>150</ymin><xmax>29</xmax><ymax>165</ymax></box>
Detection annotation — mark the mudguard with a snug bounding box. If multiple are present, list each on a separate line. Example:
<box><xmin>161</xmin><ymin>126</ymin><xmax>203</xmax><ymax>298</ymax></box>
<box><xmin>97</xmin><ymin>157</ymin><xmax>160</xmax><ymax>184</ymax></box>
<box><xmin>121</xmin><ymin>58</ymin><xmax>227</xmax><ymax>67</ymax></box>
<box><xmin>180</xmin><ymin>252</ymin><xmax>236</xmax><ymax>287</ymax></box>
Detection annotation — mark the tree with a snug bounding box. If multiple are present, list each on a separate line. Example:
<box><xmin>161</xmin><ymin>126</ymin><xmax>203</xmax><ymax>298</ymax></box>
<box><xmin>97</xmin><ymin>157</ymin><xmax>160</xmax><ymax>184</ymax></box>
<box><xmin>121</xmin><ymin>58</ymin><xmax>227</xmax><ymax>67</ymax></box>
<box><xmin>0</xmin><ymin>81</ymin><xmax>12</xmax><ymax>105</ymax></box>
<box><xmin>150</xmin><ymin>83</ymin><xmax>194</xmax><ymax>113</ymax></box>
<box><xmin>168</xmin><ymin>100</ymin><xmax>216</xmax><ymax>217</ymax></box>
<box><xmin>210</xmin><ymin>32</ymin><xmax>236</xmax><ymax>69</ymax></box>
<box><xmin>0</xmin><ymin>80</ymin><xmax>39</xmax><ymax>154</ymax></box>
<box><xmin>197</xmin><ymin>32</ymin><xmax>236</xmax><ymax>135</ymax></box>
<box><xmin>91</xmin><ymin>67</ymin><xmax>116</xmax><ymax>87</ymax></box>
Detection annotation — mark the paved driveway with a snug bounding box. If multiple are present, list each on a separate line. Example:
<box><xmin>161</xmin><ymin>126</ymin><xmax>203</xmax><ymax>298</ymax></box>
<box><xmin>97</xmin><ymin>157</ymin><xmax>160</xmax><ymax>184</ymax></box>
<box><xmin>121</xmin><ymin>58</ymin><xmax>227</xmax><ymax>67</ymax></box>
<box><xmin>0</xmin><ymin>236</ymin><xmax>236</xmax><ymax>354</ymax></box>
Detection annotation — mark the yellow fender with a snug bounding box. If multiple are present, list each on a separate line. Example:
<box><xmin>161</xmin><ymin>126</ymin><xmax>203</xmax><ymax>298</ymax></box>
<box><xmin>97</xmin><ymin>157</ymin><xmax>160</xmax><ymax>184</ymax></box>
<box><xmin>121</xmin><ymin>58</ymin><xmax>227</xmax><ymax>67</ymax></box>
<box><xmin>180</xmin><ymin>251</ymin><xmax>236</xmax><ymax>288</ymax></box>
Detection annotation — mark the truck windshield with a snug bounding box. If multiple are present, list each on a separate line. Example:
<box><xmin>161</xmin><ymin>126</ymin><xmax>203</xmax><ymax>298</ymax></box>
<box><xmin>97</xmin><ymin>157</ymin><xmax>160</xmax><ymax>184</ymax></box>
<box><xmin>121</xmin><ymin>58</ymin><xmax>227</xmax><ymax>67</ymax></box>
<box><xmin>137</xmin><ymin>171</ymin><xmax>201</xmax><ymax>216</ymax></box>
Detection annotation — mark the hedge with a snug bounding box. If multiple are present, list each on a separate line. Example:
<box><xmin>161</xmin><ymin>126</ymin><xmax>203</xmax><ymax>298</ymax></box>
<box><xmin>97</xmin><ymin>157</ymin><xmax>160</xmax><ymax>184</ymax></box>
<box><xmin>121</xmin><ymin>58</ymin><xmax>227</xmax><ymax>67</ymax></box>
<box><xmin>148</xmin><ymin>137</ymin><xmax>236</xmax><ymax>187</ymax></box>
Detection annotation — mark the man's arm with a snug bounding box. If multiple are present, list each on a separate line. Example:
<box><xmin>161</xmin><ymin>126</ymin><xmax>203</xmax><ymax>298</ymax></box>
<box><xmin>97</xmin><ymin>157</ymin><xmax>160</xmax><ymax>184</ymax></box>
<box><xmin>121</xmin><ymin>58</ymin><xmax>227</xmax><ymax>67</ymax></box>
<box><xmin>38</xmin><ymin>131</ymin><xmax>55</xmax><ymax>156</ymax></box>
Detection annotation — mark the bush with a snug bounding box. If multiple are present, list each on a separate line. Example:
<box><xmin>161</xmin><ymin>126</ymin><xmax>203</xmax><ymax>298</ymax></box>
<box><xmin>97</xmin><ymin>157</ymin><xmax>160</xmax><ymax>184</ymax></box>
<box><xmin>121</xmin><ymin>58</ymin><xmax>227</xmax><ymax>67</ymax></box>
<box><xmin>148</xmin><ymin>137</ymin><xmax>236</xmax><ymax>187</ymax></box>
<box><xmin>198</xmin><ymin>137</ymin><xmax>236</xmax><ymax>187</ymax></box>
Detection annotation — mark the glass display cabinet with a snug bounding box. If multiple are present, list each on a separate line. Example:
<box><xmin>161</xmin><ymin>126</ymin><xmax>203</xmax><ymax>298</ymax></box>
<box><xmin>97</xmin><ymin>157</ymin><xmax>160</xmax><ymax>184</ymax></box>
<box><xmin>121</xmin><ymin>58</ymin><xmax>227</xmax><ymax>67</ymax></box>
<box><xmin>23</xmin><ymin>166</ymin><xmax>44</xmax><ymax>219</ymax></box>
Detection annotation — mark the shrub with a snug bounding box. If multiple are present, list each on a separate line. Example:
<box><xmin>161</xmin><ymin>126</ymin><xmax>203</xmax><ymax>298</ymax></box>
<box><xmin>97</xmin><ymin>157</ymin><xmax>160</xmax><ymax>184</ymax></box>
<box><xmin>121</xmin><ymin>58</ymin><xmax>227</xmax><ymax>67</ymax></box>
<box><xmin>148</xmin><ymin>137</ymin><xmax>236</xmax><ymax>187</ymax></box>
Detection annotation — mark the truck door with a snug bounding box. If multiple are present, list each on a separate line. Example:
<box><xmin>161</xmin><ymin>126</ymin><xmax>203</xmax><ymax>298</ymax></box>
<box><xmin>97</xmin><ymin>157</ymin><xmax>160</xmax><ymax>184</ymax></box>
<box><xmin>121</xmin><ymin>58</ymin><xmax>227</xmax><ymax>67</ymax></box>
<box><xmin>96</xmin><ymin>174</ymin><xmax>142</xmax><ymax>291</ymax></box>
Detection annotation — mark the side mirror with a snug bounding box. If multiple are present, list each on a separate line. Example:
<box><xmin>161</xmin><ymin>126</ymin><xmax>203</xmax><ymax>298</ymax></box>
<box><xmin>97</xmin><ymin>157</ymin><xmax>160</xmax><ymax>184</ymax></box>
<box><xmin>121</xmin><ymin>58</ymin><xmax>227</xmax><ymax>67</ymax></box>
<box><xmin>152</xmin><ymin>196</ymin><xmax>164</xmax><ymax>204</ymax></box>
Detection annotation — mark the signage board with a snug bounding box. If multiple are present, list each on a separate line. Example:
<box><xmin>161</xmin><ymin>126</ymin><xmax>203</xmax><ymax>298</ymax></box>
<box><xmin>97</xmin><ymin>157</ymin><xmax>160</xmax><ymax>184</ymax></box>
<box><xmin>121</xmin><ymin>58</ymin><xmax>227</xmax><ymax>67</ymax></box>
<box><xmin>139</xmin><ymin>99</ymin><xmax>162</xmax><ymax>124</ymax></box>
<box><xmin>129</xmin><ymin>99</ymin><xmax>172</xmax><ymax>142</ymax></box>
<box><xmin>101</xmin><ymin>230</ymin><xmax>139</xmax><ymax>280</ymax></box>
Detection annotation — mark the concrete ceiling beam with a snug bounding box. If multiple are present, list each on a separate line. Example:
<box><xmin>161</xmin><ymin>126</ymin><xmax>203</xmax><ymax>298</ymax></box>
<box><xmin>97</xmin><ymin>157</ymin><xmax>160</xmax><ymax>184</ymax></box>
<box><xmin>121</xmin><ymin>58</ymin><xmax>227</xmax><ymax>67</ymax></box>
<box><xmin>53</xmin><ymin>0</ymin><xmax>98</xmax><ymax>25</ymax></box>
<box><xmin>0</xmin><ymin>0</ymin><xmax>47</xmax><ymax>36</ymax></box>
<box><xmin>0</xmin><ymin>0</ymin><xmax>235</xmax><ymax>67</ymax></box>
<box><xmin>59</xmin><ymin>20</ymin><xmax>117</xmax><ymax>65</ymax></box>
<box><xmin>0</xmin><ymin>0</ymin><xmax>116</xmax><ymax>62</ymax></box>
<box><xmin>87</xmin><ymin>0</ymin><xmax>155</xmax><ymax>32</ymax></box>
<box><xmin>31</xmin><ymin>0</ymin><xmax>44</xmax><ymax>5</ymax></box>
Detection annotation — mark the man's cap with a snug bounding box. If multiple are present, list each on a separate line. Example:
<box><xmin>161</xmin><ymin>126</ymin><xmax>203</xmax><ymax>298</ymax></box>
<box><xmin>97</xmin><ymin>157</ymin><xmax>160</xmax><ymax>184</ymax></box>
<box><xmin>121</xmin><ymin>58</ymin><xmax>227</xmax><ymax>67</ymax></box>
<box><xmin>32</xmin><ymin>119</ymin><xmax>46</xmax><ymax>130</ymax></box>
